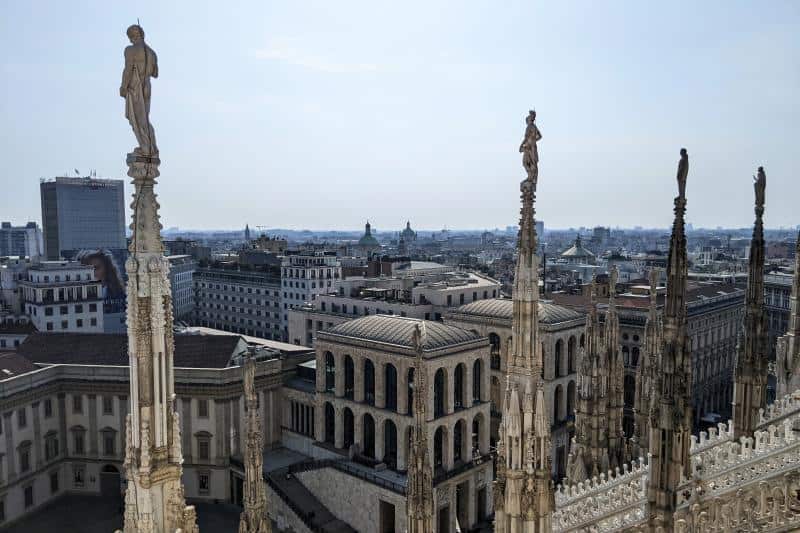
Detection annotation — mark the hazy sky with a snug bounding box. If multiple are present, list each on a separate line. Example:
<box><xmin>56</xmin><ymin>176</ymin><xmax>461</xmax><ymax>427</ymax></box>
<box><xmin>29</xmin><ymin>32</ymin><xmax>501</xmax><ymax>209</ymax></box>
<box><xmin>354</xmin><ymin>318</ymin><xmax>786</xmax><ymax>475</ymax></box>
<box><xmin>1</xmin><ymin>1</ymin><xmax>798</xmax><ymax>232</ymax></box>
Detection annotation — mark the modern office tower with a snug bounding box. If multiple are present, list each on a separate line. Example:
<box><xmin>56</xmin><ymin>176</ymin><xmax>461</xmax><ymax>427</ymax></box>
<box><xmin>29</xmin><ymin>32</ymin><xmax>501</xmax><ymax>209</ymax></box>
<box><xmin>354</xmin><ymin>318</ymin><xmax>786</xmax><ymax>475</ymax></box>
<box><xmin>0</xmin><ymin>222</ymin><xmax>44</xmax><ymax>258</ymax></box>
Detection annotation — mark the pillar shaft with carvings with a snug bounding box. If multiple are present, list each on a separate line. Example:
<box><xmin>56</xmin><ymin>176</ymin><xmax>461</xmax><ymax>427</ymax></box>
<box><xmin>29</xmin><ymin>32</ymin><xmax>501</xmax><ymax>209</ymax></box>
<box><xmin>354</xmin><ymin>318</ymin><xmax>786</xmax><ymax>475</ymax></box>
<box><xmin>239</xmin><ymin>357</ymin><xmax>270</xmax><ymax>533</ymax></box>
<box><xmin>119</xmin><ymin>24</ymin><xmax>197</xmax><ymax>533</ymax></box>
<box><xmin>647</xmin><ymin>149</ymin><xmax>693</xmax><ymax>531</ymax></box>
<box><xmin>406</xmin><ymin>324</ymin><xmax>433</xmax><ymax>533</ymax></box>
<box><xmin>633</xmin><ymin>270</ymin><xmax>661</xmax><ymax>458</ymax></box>
<box><xmin>494</xmin><ymin>110</ymin><xmax>553</xmax><ymax>532</ymax></box>
<box><xmin>733</xmin><ymin>167</ymin><xmax>769</xmax><ymax>440</ymax></box>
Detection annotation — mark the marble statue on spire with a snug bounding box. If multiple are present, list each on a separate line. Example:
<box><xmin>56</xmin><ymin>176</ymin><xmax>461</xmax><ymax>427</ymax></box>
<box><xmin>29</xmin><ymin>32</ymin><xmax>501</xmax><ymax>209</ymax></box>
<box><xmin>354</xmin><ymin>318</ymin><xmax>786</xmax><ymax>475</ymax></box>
<box><xmin>520</xmin><ymin>110</ymin><xmax>543</xmax><ymax>184</ymax></box>
<box><xmin>732</xmin><ymin>167</ymin><xmax>769</xmax><ymax>440</ymax></box>
<box><xmin>495</xmin><ymin>110</ymin><xmax>553</xmax><ymax>532</ymax></box>
<box><xmin>647</xmin><ymin>149</ymin><xmax>693</xmax><ymax>531</ymax></box>
<box><xmin>117</xmin><ymin>25</ymin><xmax>197</xmax><ymax>533</ymax></box>
<box><xmin>120</xmin><ymin>24</ymin><xmax>158</xmax><ymax>155</ymax></box>
<box><xmin>239</xmin><ymin>356</ymin><xmax>271</xmax><ymax>533</ymax></box>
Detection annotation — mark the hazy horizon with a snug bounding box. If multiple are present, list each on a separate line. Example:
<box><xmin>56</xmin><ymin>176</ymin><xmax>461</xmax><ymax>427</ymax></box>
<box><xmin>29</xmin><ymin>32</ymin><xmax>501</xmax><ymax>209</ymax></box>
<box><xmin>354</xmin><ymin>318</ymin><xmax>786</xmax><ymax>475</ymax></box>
<box><xmin>2</xmin><ymin>1</ymin><xmax>798</xmax><ymax>231</ymax></box>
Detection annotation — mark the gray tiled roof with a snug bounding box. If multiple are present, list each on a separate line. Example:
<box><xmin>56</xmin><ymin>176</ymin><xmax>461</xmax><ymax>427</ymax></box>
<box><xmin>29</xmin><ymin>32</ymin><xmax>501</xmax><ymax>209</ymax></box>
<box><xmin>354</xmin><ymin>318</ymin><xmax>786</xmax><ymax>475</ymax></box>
<box><xmin>453</xmin><ymin>298</ymin><xmax>584</xmax><ymax>324</ymax></box>
<box><xmin>322</xmin><ymin>315</ymin><xmax>481</xmax><ymax>350</ymax></box>
<box><xmin>18</xmin><ymin>333</ymin><xmax>242</xmax><ymax>369</ymax></box>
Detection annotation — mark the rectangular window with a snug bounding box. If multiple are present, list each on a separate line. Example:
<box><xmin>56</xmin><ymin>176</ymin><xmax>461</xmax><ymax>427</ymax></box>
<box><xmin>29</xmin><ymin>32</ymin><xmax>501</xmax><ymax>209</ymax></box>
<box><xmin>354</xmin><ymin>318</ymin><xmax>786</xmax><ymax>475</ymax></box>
<box><xmin>50</xmin><ymin>471</ymin><xmax>59</xmax><ymax>494</ymax></box>
<box><xmin>73</xmin><ymin>395</ymin><xmax>83</xmax><ymax>413</ymax></box>
<box><xmin>198</xmin><ymin>472</ymin><xmax>210</xmax><ymax>495</ymax></box>
<box><xmin>90</xmin><ymin>317</ymin><xmax>97</xmax><ymax>326</ymax></box>
<box><xmin>197</xmin><ymin>399</ymin><xmax>209</xmax><ymax>418</ymax></box>
<box><xmin>20</xmin><ymin>448</ymin><xmax>30</xmax><ymax>473</ymax></box>
<box><xmin>46</xmin><ymin>322</ymin><xmax>53</xmax><ymax>331</ymax></box>
<box><xmin>60</xmin><ymin>306</ymin><xmax>68</xmax><ymax>315</ymax></box>
<box><xmin>61</xmin><ymin>320</ymin><xmax>68</xmax><ymax>329</ymax></box>
<box><xmin>104</xmin><ymin>433</ymin><xmax>115</xmax><ymax>455</ymax></box>
<box><xmin>73</xmin><ymin>465</ymin><xmax>85</xmax><ymax>487</ymax></box>
<box><xmin>45</xmin><ymin>307</ymin><xmax>53</xmax><ymax>316</ymax></box>
<box><xmin>43</xmin><ymin>398</ymin><xmax>53</xmax><ymax>418</ymax></box>
<box><xmin>103</xmin><ymin>396</ymin><xmax>113</xmax><ymax>415</ymax></box>
<box><xmin>24</xmin><ymin>485</ymin><xmax>33</xmax><ymax>508</ymax></box>
<box><xmin>76</xmin><ymin>319</ymin><xmax>83</xmax><ymax>328</ymax></box>
<box><xmin>45</xmin><ymin>436</ymin><xmax>58</xmax><ymax>461</ymax></box>
<box><xmin>17</xmin><ymin>408</ymin><xmax>26</xmax><ymax>428</ymax></box>
<box><xmin>74</xmin><ymin>304</ymin><xmax>83</xmax><ymax>313</ymax></box>
<box><xmin>198</xmin><ymin>439</ymin><xmax>210</xmax><ymax>461</ymax></box>
<box><xmin>74</xmin><ymin>432</ymin><xmax>85</xmax><ymax>455</ymax></box>
<box><xmin>89</xmin><ymin>303</ymin><xmax>97</xmax><ymax>312</ymax></box>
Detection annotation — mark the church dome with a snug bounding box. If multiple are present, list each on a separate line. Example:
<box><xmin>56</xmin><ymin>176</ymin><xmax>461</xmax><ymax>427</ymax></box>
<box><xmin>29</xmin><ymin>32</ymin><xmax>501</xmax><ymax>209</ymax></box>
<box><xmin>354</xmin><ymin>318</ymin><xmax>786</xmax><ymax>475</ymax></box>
<box><xmin>561</xmin><ymin>234</ymin><xmax>595</xmax><ymax>259</ymax></box>
<box><xmin>358</xmin><ymin>221</ymin><xmax>379</xmax><ymax>247</ymax></box>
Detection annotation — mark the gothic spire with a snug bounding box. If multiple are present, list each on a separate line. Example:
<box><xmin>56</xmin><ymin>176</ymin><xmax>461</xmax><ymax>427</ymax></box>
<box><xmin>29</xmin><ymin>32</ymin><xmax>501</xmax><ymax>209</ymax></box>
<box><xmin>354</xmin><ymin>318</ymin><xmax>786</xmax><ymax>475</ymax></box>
<box><xmin>495</xmin><ymin>109</ymin><xmax>552</xmax><ymax>533</ymax></box>
<box><xmin>406</xmin><ymin>323</ymin><xmax>434</xmax><ymax>533</ymax></box>
<box><xmin>733</xmin><ymin>167</ymin><xmax>769</xmax><ymax>439</ymax></box>
<box><xmin>633</xmin><ymin>269</ymin><xmax>661</xmax><ymax>457</ymax></box>
<box><xmin>604</xmin><ymin>267</ymin><xmax>626</xmax><ymax>470</ymax></box>
<box><xmin>239</xmin><ymin>356</ymin><xmax>271</xmax><ymax>533</ymax></box>
<box><xmin>777</xmin><ymin>231</ymin><xmax>800</xmax><ymax>396</ymax></box>
<box><xmin>647</xmin><ymin>149</ymin><xmax>692</xmax><ymax>532</ymax></box>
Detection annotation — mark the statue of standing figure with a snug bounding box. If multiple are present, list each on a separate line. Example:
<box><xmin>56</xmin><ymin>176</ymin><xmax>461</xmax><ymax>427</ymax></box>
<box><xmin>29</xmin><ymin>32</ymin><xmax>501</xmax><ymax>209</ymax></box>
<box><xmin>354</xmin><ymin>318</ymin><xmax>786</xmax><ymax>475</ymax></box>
<box><xmin>520</xmin><ymin>110</ymin><xmax>542</xmax><ymax>182</ymax></box>
<box><xmin>676</xmin><ymin>148</ymin><xmax>689</xmax><ymax>199</ymax></box>
<box><xmin>754</xmin><ymin>166</ymin><xmax>766</xmax><ymax>210</ymax></box>
<box><xmin>120</xmin><ymin>24</ymin><xmax>158</xmax><ymax>156</ymax></box>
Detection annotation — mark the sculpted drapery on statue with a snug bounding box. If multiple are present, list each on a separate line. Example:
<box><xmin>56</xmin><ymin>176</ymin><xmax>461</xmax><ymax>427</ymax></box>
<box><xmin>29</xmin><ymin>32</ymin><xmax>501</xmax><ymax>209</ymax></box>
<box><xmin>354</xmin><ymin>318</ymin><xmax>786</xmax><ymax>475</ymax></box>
<box><xmin>520</xmin><ymin>110</ymin><xmax>542</xmax><ymax>184</ymax></box>
<box><xmin>120</xmin><ymin>24</ymin><xmax>159</xmax><ymax>155</ymax></box>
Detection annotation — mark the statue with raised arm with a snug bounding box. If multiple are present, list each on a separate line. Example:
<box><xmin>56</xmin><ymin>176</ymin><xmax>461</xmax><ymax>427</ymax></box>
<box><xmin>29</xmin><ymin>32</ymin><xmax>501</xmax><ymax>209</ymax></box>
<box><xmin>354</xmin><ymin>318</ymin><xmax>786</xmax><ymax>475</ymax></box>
<box><xmin>120</xmin><ymin>24</ymin><xmax>158</xmax><ymax>156</ymax></box>
<box><xmin>754</xmin><ymin>166</ymin><xmax>766</xmax><ymax>210</ymax></box>
<box><xmin>519</xmin><ymin>110</ymin><xmax>542</xmax><ymax>182</ymax></box>
<box><xmin>676</xmin><ymin>148</ymin><xmax>689</xmax><ymax>199</ymax></box>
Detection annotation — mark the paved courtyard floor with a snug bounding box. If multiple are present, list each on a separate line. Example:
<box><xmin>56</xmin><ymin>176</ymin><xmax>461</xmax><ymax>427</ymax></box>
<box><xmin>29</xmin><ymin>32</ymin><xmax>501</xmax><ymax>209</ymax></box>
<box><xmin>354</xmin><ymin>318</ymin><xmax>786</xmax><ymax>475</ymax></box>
<box><xmin>4</xmin><ymin>494</ymin><xmax>240</xmax><ymax>533</ymax></box>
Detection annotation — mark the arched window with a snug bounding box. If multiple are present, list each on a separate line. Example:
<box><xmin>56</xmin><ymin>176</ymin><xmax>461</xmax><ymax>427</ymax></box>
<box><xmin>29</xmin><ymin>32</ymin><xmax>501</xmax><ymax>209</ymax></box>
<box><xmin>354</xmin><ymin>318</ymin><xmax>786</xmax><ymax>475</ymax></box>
<box><xmin>343</xmin><ymin>408</ymin><xmax>354</xmax><ymax>449</ymax></box>
<box><xmin>344</xmin><ymin>356</ymin><xmax>354</xmax><ymax>400</ymax></box>
<box><xmin>568</xmin><ymin>336</ymin><xmax>576</xmax><ymax>373</ymax></box>
<box><xmin>580</xmin><ymin>333</ymin><xmax>585</xmax><ymax>348</ymax></box>
<box><xmin>324</xmin><ymin>352</ymin><xmax>335</xmax><ymax>392</ymax></box>
<box><xmin>434</xmin><ymin>426</ymin><xmax>445</xmax><ymax>469</ymax></box>
<box><xmin>454</xmin><ymin>364</ymin><xmax>465</xmax><ymax>409</ymax></box>
<box><xmin>324</xmin><ymin>402</ymin><xmax>335</xmax><ymax>444</ymax></box>
<box><xmin>362</xmin><ymin>414</ymin><xmax>375</xmax><ymax>458</ymax></box>
<box><xmin>407</xmin><ymin>367</ymin><xmax>415</xmax><ymax>415</ymax></box>
<box><xmin>631</xmin><ymin>347</ymin><xmax>640</xmax><ymax>368</ymax></box>
<box><xmin>567</xmin><ymin>380</ymin><xmax>576</xmax><ymax>418</ymax></box>
<box><xmin>491</xmin><ymin>377</ymin><xmax>502</xmax><ymax>416</ymax></box>
<box><xmin>472</xmin><ymin>359</ymin><xmax>482</xmax><ymax>404</ymax></box>
<box><xmin>385</xmin><ymin>364</ymin><xmax>398</xmax><ymax>411</ymax></box>
<box><xmin>364</xmin><ymin>359</ymin><xmax>375</xmax><ymax>405</ymax></box>
<box><xmin>472</xmin><ymin>413</ymin><xmax>485</xmax><ymax>457</ymax></box>
<box><xmin>489</xmin><ymin>333</ymin><xmax>501</xmax><ymax>370</ymax></box>
<box><xmin>622</xmin><ymin>346</ymin><xmax>630</xmax><ymax>367</ymax></box>
<box><xmin>434</xmin><ymin>369</ymin><xmax>446</xmax><ymax>417</ymax></box>
<box><xmin>384</xmin><ymin>420</ymin><xmax>397</xmax><ymax>469</ymax></box>
<box><xmin>554</xmin><ymin>340</ymin><xmax>563</xmax><ymax>378</ymax></box>
<box><xmin>453</xmin><ymin>420</ymin><xmax>465</xmax><ymax>463</ymax></box>
<box><xmin>624</xmin><ymin>375</ymin><xmax>635</xmax><ymax>408</ymax></box>
<box><xmin>553</xmin><ymin>384</ymin><xmax>563</xmax><ymax>424</ymax></box>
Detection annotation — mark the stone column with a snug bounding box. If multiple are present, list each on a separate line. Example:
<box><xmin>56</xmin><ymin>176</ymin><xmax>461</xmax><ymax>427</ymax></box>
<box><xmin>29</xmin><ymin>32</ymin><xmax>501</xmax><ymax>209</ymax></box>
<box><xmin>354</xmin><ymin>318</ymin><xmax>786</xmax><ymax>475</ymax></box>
<box><xmin>215</xmin><ymin>399</ymin><xmax>227</xmax><ymax>461</ymax></box>
<box><xmin>334</xmin><ymin>352</ymin><xmax>345</xmax><ymax>398</ymax></box>
<box><xmin>444</xmin><ymin>425</ymin><xmax>454</xmax><ymax>470</ymax></box>
<box><xmin>354</xmin><ymin>412</ymin><xmax>363</xmax><ymax>451</ymax></box>
<box><xmin>354</xmin><ymin>358</ymin><xmax>364</xmax><ymax>403</ymax></box>
<box><xmin>446</xmin><ymin>367</ymin><xmax>455</xmax><ymax>415</ymax></box>
<box><xmin>57</xmin><ymin>394</ymin><xmax>67</xmax><ymax>455</ymax></box>
<box><xmin>315</xmin><ymin>351</ymin><xmax>326</xmax><ymax>393</ymax></box>
<box><xmin>231</xmin><ymin>396</ymin><xmax>241</xmax><ymax>456</ymax></box>
<box><xmin>181</xmin><ymin>397</ymin><xmax>192</xmax><ymax>462</ymax></box>
<box><xmin>397</xmin><ymin>422</ymin><xmax>408</xmax><ymax>471</ymax></box>
<box><xmin>375</xmin><ymin>416</ymin><xmax>384</xmax><ymax>462</ymax></box>
<box><xmin>3</xmin><ymin>412</ymin><xmax>14</xmax><ymax>480</ymax></box>
<box><xmin>375</xmin><ymin>362</ymin><xmax>386</xmax><ymax>409</ymax></box>
<box><xmin>479</xmin><ymin>412</ymin><xmax>490</xmax><ymax>455</ymax></box>
<box><xmin>398</xmin><ymin>364</ymin><xmax>408</xmax><ymax>415</ymax></box>
<box><xmin>334</xmin><ymin>406</ymin><xmax>344</xmax><ymax>448</ymax></box>
<box><xmin>88</xmin><ymin>394</ymin><xmax>98</xmax><ymax>457</ymax></box>
<box><xmin>118</xmin><ymin>395</ymin><xmax>128</xmax><ymax>452</ymax></box>
<box><xmin>482</xmin><ymin>359</ymin><xmax>490</xmax><ymax>403</ymax></box>
<box><xmin>32</xmin><ymin>401</ymin><xmax>42</xmax><ymax>467</ymax></box>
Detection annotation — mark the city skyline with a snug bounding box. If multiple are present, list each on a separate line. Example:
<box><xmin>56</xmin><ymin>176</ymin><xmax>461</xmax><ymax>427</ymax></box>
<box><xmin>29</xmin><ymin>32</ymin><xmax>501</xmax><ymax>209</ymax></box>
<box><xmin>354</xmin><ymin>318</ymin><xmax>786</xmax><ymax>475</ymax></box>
<box><xmin>2</xmin><ymin>1</ymin><xmax>798</xmax><ymax>231</ymax></box>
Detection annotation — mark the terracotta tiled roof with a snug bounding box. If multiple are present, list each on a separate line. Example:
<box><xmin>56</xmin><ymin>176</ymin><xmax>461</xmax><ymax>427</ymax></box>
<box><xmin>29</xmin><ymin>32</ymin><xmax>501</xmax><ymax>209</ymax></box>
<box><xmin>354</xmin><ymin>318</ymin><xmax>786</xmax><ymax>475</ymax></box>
<box><xmin>18</xmin><ymin>333</ymin><xmax>242</xmax><ymax>369</ymax></box>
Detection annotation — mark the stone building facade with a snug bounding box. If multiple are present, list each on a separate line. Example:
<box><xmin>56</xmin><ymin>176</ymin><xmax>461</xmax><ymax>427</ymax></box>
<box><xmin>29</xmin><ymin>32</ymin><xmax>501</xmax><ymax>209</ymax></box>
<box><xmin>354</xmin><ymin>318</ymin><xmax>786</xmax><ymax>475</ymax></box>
<box><xmin>313</xmin><ymin>315</ymin><xmax>493</xmax><ymax>532</ymax></box>
<box><xmin>0</xmin><ymin>331</ymin><xmax>302</xmax><ymax>528</ymax></box>
<box><xmin>194</xmin><ymin>266</ymin><xmax>283</xmax><ymax>341</ymax></box>
<box><xmin>445</xmin><ymin>298</ymin><xmax>585</xmax><ymax>480</ymax></box>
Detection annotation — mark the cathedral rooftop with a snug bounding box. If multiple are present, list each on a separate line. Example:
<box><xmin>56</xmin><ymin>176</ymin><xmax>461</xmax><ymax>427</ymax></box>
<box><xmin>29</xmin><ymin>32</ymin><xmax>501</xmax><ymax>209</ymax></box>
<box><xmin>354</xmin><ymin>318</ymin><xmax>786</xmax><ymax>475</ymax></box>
<box><xmin>451</xmin><ymin>297</ymin><xmax>585</xmax><ymax>325</ymax></box>
<box><xmin>319</xmin><ymin>315</ymin><xmax>483</xmax><ymax>351</ymax></box>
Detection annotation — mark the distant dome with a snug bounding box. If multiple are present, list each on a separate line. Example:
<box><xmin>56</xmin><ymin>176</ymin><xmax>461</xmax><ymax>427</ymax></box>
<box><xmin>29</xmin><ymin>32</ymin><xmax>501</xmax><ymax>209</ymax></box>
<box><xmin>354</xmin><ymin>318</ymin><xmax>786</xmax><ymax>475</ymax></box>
<box><xmin>358</xmin><ymin>221</ymin><xmax>379</xmax><ymax>247</ymax></box>
<box><xmin>401</xmin><ymin>221</ymin><xmax>417</xmax><ymax>242</ymax></box>
<box><xmin>562</xmin><ymin>234</ymin><xmax>595</xmax><ymax>259</ymax></box>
